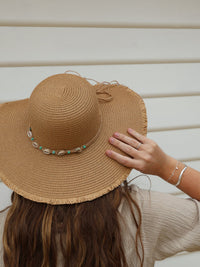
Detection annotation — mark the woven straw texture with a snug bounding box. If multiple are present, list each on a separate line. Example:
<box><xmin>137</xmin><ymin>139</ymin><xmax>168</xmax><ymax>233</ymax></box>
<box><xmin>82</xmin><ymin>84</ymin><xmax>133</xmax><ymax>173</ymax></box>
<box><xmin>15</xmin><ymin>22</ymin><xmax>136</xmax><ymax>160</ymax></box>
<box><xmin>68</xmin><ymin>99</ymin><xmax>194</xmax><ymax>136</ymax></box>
<box><xmin>0</xmin><ymin>73</ymin><xmax>147</xmax><ymax>204</ymax></box>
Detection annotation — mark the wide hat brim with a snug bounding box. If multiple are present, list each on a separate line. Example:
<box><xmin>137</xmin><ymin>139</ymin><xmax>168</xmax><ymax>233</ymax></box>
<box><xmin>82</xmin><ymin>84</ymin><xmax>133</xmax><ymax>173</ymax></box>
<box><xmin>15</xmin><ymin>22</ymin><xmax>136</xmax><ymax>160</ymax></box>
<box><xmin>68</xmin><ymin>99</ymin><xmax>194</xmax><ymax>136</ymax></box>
<box><xmin>0</xmin><ymin>83</ymin><xmax>147</xmax><ymax>204</ymax></box>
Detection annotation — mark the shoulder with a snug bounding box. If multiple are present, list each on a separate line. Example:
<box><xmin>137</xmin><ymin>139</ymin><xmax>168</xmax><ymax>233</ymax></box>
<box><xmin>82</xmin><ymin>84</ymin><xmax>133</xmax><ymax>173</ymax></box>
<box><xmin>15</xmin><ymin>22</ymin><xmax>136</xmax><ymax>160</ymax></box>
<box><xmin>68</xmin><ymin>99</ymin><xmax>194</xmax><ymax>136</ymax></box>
<box><xmin>122</xmin><ymin>183</ymin><xmax>200</xmax><ymax>219</ymax></box>
<box><xmin>128</xmin><ymin>184</ymin><xmax>200</xmax><ymax>228</ymax></box>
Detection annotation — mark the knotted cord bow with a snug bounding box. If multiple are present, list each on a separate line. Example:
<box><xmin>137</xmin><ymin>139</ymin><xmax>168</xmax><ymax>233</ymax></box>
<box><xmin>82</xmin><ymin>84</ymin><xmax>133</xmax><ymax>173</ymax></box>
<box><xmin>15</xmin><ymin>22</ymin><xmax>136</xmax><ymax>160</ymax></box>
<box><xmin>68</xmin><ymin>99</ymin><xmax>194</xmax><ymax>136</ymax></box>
<box><xmin>64</xmin><ymin>70</ymin><xmax>119</xmax><ymax>103</ymax></box>
<box><xmin>94</xmin><ymin>82</ymin><xmax>119</xmax><ymax>103</ymax></box>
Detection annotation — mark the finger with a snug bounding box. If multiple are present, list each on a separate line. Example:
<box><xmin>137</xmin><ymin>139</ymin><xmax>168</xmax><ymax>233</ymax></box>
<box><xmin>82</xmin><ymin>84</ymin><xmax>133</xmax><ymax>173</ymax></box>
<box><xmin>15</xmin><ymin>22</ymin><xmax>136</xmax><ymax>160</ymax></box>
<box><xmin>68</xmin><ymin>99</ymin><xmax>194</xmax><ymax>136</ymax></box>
<box><xmin>127</xmin><ymin>128</ymin><xmax>149</xmax><ymax>144</ymax></box>
<box><xmin>113</xmin><ymin>132</ymin><xmax>142</xmax><ymax>150</ymax></box>
<box><xmin>105</xmin><ymin>150</ymin><xmax>138</xmax><ymax>168</ymax></box>
<box><xmin>109</xmin><ymin>137</ymin><xmax>138</xmax><ymax>158</ymax></box>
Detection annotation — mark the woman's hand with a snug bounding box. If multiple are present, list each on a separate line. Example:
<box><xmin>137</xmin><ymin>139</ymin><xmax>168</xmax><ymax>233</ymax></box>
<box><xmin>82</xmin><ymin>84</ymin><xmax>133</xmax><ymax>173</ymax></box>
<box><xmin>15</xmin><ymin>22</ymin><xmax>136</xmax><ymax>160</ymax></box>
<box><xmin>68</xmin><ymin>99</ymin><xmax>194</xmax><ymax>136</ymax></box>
<box><xmin>105</xmin><ymin>128</ymin><xmax>173</xmax><ymax>177</ymax></box>
<box><xmin>105</xmin><ymin>128</ymin><xmax>200</xmax><ymax>200</ymax></box>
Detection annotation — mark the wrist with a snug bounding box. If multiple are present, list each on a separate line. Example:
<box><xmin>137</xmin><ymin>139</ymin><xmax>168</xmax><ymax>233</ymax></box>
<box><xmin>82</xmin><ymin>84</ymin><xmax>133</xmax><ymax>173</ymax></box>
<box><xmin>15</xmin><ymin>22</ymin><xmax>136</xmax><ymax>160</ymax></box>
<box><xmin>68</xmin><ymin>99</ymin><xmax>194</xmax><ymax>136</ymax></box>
<box><xmin>159</xmin><ymin>155</ymin><xmax>186</xmax><ymax>185</ymax></box>
<box><xmin>159</xmin><ymin>155</ymin><xmax>178</xmax><ymax>182</ymax></box>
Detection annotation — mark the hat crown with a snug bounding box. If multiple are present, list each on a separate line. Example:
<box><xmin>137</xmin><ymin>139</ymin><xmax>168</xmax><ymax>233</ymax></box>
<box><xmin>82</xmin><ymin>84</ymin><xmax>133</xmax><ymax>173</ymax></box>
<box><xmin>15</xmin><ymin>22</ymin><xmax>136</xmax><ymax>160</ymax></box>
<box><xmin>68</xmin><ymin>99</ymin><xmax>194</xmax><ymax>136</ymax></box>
<box><xmin>27</xmin><ymin>74</ymin><xmax>101</xmax><ymax>150</ymax></box>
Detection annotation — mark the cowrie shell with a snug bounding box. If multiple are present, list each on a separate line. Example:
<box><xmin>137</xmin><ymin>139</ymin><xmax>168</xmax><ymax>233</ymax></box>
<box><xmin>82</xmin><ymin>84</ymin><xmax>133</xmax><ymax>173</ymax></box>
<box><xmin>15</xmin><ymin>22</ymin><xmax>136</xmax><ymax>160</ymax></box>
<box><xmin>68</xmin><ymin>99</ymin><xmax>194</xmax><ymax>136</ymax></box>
<box><xmin>43</xmin><ymin>148</ymin><xmax>51</xmax><ymax>155</ymax></box>
<box><xmin>27</xmin><ymin>130</ymin><xmax>32</xmax><ymax>138</ymax></box>
<box><xmin>57</xmin><ymin>150</ymin><xmax>66</xmax><ymax>156</ymax></box>
<box><xmin>75</xmin><ymin>147</ymin><xmax>81</xmax><ymax>152</ymax></box>
<box><xmin>32</xmin><ymin>142</ymin><xmax>39</xmax><ymax>148</ymax></box>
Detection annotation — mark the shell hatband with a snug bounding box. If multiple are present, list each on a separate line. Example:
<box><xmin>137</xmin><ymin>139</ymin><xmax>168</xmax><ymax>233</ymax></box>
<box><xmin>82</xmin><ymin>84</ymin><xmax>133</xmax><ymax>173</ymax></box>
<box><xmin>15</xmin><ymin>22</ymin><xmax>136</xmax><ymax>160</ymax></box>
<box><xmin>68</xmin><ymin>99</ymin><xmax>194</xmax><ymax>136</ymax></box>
<box><xmin>27</xmin><ymin>112</ymin><xmax>103</xmax><ymax>156</ymax></box>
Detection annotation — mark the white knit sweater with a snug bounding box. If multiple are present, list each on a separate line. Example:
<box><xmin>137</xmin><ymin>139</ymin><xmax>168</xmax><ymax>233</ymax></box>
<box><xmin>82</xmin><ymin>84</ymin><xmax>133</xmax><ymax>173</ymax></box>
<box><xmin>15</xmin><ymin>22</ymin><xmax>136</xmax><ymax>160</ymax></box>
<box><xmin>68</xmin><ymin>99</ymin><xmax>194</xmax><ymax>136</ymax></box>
<box><xmin>0</xmin><ymin>184</ymin><xmax>200</xmax><ymax>266</ymax></box>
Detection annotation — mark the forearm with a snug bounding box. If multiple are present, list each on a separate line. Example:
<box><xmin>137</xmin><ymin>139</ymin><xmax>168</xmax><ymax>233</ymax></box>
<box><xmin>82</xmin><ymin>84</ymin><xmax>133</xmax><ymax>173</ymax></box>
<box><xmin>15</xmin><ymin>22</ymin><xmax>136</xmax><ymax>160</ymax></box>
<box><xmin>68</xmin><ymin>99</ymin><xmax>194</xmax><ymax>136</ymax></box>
<box><xmin>106</xmin><ymin>128</ymin><xmax>200</xmax><ymax>200</ymax></box>
<box><xmin>160</xmin><ymin>155</ymin><xmax>200</xmax><ymax>200</ymax></box>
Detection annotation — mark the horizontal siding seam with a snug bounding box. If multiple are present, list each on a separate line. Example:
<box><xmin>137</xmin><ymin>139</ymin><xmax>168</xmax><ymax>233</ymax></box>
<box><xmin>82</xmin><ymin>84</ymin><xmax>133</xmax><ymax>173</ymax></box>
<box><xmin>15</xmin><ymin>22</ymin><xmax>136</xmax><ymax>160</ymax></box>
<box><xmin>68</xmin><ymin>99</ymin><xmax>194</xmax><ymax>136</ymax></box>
<box><xmin>1</xmin><ymin>23</ymin><xmax>200</xmax><ymax>29</ymax></box>
<box><xmin>2</xmin><ymin>60</ymin><xmax>200</xmax><ymax>68</ymax></box>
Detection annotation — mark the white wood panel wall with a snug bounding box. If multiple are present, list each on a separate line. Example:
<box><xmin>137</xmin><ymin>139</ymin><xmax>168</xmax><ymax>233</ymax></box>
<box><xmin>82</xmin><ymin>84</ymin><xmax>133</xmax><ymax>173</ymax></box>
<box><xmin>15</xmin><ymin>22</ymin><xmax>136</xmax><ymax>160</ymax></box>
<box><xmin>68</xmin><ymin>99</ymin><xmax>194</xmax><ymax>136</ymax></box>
<box><xmin>0</xmin><ymin>0</ymin><xmax>200</xmax><ymax>28</ymax></box>
<box><xmin>0</xmin><ymin>1</ymin><xmax>200</xmax><ymax>266</ymax></box>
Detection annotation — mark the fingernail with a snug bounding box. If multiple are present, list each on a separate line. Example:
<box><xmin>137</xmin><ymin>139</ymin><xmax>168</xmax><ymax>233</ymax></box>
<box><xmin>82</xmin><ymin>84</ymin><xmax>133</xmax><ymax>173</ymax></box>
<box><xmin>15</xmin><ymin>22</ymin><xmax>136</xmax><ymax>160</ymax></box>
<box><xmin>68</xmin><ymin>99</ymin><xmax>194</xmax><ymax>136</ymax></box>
<box><xmin>110</xmin><ymin>137</ymin><xmax>115</xmax><ymax>143</ymax></box>
<box><xmin>106</xmin><ymin>150</ymin><xmax>112</xmax><ymax>156</ymax></box>
<box><xmin>128</xmin><ymin>128</ymin><xmax>132</xmax><ymax>132</ymax></box>
<box><xmin>114</xmin><ymin>132</ymin><xmax>120</xmax><ymax>137</ymax></box>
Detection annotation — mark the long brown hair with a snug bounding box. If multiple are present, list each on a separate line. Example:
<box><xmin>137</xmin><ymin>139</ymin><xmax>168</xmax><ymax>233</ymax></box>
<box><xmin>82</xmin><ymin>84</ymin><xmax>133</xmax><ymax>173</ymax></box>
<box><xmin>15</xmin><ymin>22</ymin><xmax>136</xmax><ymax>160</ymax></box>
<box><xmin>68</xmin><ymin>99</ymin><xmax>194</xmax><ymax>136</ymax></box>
<box><xmin>0</xmin><ymin>180</ymin><xmax>144</xmax><ymax>267</ymax></box>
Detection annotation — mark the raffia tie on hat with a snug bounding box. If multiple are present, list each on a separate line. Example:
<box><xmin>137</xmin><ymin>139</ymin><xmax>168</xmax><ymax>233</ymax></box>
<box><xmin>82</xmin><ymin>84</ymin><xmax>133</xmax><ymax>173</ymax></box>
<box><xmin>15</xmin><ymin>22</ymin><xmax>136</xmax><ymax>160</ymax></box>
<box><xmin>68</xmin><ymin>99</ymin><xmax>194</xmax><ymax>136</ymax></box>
<box><xmin>26</xmin><ymin>75</ymin><xmax>118</xmax><ymax>156</ymax></box>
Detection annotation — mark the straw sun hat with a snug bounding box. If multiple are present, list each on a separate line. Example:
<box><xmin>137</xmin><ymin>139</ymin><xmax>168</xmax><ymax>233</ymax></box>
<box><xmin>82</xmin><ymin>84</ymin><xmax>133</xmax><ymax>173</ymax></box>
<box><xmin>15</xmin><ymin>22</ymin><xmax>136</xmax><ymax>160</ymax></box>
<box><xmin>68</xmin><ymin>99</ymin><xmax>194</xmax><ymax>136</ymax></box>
<box><xmin>0</xmin><ymin>71</ymin><xmax>147</xmax><ymax>204</ymax></box>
